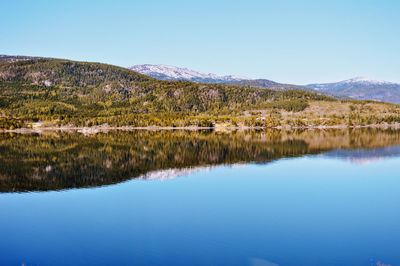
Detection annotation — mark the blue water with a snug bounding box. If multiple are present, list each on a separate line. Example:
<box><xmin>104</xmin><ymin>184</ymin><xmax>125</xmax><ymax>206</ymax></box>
<box><xmin>1</xmin><ymin>155</ymin><xmax>399</xmax><ymax>266</ymax></box>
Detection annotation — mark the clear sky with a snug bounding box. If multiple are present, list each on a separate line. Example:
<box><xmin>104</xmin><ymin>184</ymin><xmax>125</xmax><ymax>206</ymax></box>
<box><xmin>1</xmin><ymin>0</ymin><xmax>399</xmax><ymax>84</ymax></box>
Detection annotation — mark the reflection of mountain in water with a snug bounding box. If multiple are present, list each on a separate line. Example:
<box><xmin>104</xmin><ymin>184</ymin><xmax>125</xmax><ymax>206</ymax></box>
<box><xmin>323</xmin><ymin>145</ymin><xmax>400</xmax><ymax>164</ymax></box>
<box><xmin>1</xmin><ymin>129</ymin><xmax>400</xmax><ymax>192</ymax></box>
<box><xmin>138</xmin><ymin>166</ymin><xmax>215</xmax><ymax>181</ymax></box>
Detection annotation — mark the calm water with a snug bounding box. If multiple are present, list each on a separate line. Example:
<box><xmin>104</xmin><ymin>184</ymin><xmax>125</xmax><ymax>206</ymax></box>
<box><xmin>0</xmin><ymin>129</ymin><xmax>399</xmax><ymax>266</ymax></box>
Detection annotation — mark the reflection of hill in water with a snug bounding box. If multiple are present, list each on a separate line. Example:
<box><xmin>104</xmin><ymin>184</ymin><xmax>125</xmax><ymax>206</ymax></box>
<box><xmin>1</xmin><ymin>128</ymin><xmax>400</xmax><ymax>192</ymax></box>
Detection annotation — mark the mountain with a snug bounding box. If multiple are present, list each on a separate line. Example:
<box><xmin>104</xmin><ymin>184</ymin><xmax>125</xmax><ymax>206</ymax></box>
<box><xmin>307</xmin><ymin>77</ymin><xmax>400</xmax><ymax>103</ymax></box>
<box><xmin>130</xmin><ymin>64</ymin><xmax>308</xmax><ymax>91</ymax></box>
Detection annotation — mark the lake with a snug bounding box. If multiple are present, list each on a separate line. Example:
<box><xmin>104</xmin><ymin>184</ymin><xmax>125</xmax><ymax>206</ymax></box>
<box><xmin>0</xmin><ymin>129</ymin><xmax>399</xmax><ymax>266</ymax></box>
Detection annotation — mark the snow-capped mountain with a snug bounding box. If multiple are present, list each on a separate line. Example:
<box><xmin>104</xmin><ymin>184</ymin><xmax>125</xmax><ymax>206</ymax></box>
<box><xmin>340</xmin><ymin>76</ymin><xmax>396</xmax><ymax>85</ymax></box>
<box><xmin>130</xmin><ymin>64</ymin><xmax>244</xmax><ymax>83</ymax></box>
<box><xmin>130</xmin><ymin>64</ymin><xmax>308</xmax><ymax>91</ymax></box>
<box><xmin>310</xmin><ymin>77</ymin><xmax>397</xmax><ymax>90</ymax></box>
<box><xmin>307</xmin><ymin>77</ymin><xmax>400</xmax><ymax>103</ymax></box>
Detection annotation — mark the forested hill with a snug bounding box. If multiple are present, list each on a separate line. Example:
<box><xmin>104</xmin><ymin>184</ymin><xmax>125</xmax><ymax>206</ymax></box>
<box><xmin>0</xmin><ymin>56</ymin><xmax>152</xmax><ymax>86</ymax></box>
<box><xmin>0</xmin><ymin>56</ymin><xmax>399</xmax><ymax>129</ymax></box>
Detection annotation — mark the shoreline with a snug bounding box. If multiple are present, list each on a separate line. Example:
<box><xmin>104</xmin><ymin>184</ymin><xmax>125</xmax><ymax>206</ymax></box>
<box><xmin>1</xmin><ymin>123</ymin><xmax>400</xmax><ymax>134</ymax></box>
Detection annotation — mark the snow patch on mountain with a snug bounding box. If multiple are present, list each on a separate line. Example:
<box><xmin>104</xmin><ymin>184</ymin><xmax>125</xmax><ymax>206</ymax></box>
<box><xmin>340</xmin><ymin>77</ymin><xmax>397</xmax><ymax>85</ymax></box>
<box><xmin>130</xmin><ymin>64</ymin><xmax>246</xmax><ymax>83</ymax></box>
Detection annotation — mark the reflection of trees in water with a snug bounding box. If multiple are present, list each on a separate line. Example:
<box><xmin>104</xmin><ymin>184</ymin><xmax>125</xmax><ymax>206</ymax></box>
<box><xmin>0</xmin><ymin>128</ymin><xmax>400</xmax><ymax>192</ymax></box>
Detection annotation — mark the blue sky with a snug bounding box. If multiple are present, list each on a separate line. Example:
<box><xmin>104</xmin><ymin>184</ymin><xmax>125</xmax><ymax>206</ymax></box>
<box><xmin>1</xmin><ymin>0</ymin><xmax>399</xmax><ymax>84</ymax></box>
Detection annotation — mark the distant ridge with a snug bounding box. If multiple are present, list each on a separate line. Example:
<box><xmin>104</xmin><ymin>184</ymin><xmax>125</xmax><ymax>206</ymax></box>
<box><xmin>308</xmin><ymin>77</ymin><xmax>400</xmax><ymax>103</ymax></box>
<box><xmin>0</xmin><ymin>55</ymin><xmax>41</xmax><ymax>62</ymax></box>
<box><xmin>131</xmin><ymin>64</ymin><xmax>400</xmax><ymax>103</ymax></box>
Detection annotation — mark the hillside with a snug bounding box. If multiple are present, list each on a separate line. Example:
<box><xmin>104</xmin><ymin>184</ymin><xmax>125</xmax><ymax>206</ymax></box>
<box><xmin>230</xmin><ymin>79</ymin><xmax>307</xmax><ymax>91</ymax></box>
<box><xmin>1</xmin><ymin>56</ymin><xmax>400</xmax><ymax>130</ymax></box>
